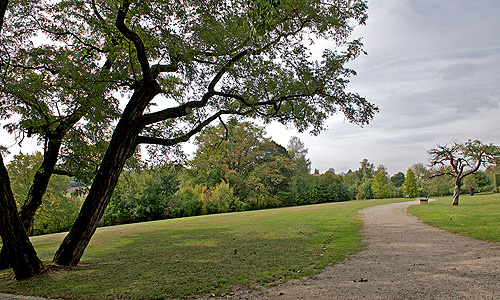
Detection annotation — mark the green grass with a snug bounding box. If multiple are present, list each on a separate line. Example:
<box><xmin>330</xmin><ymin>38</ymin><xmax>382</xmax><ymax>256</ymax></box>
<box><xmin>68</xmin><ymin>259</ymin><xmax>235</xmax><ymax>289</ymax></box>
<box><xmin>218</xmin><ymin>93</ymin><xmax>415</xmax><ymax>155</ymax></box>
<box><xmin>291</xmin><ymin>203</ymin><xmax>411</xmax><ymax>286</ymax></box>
<box><xmin>408</xmin><ymin>192</ymin><xmax>500</xmax><ymax>242</ymax></box>
<box><xmin>0</xmin><ymin>198</ymin><xmax>407</xmax><ymax>299</ymax></box>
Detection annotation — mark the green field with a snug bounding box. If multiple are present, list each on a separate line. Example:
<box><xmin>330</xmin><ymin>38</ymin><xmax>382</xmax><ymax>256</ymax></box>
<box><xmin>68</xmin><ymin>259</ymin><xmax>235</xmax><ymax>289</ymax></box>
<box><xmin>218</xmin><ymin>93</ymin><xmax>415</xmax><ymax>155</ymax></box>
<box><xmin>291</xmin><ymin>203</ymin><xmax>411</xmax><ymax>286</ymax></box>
<box><xmin>408</xmin><ymin>193</ymin><xmax>500</xmax><ymax>242</ymax></box>
<box><xmin>0</xmin><ymin>198</ymin><xmax>405</xmax><ymax>299</ymax></box>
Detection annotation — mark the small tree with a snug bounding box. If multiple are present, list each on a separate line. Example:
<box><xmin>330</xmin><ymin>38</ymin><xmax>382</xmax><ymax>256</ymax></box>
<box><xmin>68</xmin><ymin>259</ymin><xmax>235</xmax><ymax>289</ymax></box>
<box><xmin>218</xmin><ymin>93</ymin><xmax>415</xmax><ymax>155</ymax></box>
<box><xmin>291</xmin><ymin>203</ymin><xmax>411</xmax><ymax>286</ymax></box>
<box><xmin>428</xmin><ymin>140</ymin><xmax>500</xmax><ymax>206</ymax></box>
<box><xmin>402</xmin><ymin>168</ymin><xmax>418</xmax><ymax>198</ymax></box>
<box><xmin>372</xmin><ymin>165</ymin><xmax>390</xmax><ymax>199</ymax></box>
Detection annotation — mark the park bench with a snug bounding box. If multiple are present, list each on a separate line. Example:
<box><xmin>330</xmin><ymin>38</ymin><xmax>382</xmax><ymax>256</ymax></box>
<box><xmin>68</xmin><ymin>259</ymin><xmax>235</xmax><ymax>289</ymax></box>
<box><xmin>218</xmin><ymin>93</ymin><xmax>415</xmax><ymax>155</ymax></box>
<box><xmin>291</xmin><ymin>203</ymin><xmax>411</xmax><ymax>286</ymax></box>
<box><xmin>419</xmin><ymin>198</ymin><xmax>429</xmax><ymax>204</ymax></box>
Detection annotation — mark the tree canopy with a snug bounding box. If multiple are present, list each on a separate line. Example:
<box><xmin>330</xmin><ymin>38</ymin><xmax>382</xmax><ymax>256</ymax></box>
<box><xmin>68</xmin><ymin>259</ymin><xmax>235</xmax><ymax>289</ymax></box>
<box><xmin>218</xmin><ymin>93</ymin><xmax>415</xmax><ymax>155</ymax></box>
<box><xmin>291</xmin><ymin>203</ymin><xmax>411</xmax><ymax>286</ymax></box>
<box><xmin>1</xmin><ymin>0</ymin><xmax>378</xmax><ymax>274</ymax></box>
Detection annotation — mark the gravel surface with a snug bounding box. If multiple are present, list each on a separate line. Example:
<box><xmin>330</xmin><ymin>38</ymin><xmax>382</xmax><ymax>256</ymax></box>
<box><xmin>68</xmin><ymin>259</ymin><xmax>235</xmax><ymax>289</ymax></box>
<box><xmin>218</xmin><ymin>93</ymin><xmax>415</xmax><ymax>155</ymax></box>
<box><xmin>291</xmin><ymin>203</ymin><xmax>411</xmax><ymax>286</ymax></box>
<box><xmin>230</xmin><ymin>200</ymin><xmax>500</xmax><ymax>299</ymax></box>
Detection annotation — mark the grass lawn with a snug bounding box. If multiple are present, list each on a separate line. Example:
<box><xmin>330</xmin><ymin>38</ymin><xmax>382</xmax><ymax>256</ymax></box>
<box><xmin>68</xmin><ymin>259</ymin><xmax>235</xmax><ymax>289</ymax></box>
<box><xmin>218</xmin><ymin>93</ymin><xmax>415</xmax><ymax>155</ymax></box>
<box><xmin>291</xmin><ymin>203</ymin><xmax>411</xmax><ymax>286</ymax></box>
<box><xmin>408</xmin><ymin>192</ymin><xmax>500</xmax><ymax>243</ymax></box>
<box><xmin>0</xmin><ymin>198</ymin><xmax>406</xmax><ymax>299</ymax></box>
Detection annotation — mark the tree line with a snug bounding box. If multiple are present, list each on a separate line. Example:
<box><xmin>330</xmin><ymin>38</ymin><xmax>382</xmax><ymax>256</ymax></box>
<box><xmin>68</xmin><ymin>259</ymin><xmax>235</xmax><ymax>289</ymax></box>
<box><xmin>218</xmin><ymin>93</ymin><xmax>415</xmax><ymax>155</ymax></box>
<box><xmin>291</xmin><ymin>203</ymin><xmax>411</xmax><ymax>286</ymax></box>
<box><xmin>9</xmin><ymin>122</ymin><xmax>500</xmax><ymax>234</ymax></box>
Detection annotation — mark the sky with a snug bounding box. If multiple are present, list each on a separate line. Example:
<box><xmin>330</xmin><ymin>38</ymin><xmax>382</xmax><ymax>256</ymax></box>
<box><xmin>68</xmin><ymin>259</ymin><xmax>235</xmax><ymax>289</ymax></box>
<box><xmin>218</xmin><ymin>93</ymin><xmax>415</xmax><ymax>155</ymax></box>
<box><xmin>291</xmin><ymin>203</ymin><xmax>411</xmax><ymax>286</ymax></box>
<box><xmin>2</xmin><ymin>0</ymin><xmax>500</xmax><ymax>176</ymax></box>
<box><xmin>266</xmin><ymin>0</ymin><xmax>500</xmax><ymax>175</ymax></box>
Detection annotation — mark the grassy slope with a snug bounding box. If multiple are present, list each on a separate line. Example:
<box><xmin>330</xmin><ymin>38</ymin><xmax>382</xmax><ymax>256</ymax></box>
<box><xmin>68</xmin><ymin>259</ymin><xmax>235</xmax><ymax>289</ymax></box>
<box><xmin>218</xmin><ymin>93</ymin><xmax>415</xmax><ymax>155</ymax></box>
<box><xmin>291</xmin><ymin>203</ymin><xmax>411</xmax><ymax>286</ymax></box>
<box><xmin>408</xmin><ymin>192</ymin><xmax>500</xmax><ymax>243</ymax></box>
<box><xmin>0</xmin><ymin>198</ymin><xmax>406</xmax><ymax>299</ymax></box>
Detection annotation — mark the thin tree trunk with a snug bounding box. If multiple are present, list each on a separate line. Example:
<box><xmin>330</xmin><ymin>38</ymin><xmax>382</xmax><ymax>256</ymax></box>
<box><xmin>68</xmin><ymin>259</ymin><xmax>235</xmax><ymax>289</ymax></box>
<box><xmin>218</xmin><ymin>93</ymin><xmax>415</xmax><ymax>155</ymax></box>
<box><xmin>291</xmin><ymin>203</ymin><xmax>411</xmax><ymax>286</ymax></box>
<box><xmin>452</xmin><ymin>180</ymin><xmax>460</xmax><ymax>206</ymax></box>
<box><xmin>20</xmin><ymin>138</ymin><xmax>63</xmax><ymax>233</ymax></box>
<box><xmin>53</xmin><ymin>83</ymin><xmax>160</xmax><ymax>266</ymax></box>
<box><xmin>0</xmin><ymin>155</ymin><xmax>43</xmax><ymax>279</ymax></box>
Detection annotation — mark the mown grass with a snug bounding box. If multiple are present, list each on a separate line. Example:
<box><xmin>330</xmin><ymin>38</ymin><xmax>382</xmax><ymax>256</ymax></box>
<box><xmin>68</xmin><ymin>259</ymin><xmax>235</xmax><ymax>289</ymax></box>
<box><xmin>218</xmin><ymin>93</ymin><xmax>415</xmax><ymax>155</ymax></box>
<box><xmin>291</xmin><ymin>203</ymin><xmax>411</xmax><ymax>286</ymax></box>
<box><xmin>0</xmin><ymin>198</ymin><xmax>407</xmax><ymax>299</ymax></box>
<box><xmin>408</xmin><ymin>192</ymin><xmax>500</xmax><ymax>242</ymax></box>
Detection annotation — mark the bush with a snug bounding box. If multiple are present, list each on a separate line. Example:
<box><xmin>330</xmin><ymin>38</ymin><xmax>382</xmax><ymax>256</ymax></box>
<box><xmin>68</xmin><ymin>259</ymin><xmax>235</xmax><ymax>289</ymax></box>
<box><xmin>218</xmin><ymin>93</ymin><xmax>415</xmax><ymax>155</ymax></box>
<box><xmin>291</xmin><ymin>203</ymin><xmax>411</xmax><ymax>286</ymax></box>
<box><xmin>203</xmin><ymin>181</ymin><xmax>243</xmax><ymax>214</ymax></box>
<box><xmin>165</xmin><ymin>186</ymin><xmax>204</xmax><ymax>218</ymax></box>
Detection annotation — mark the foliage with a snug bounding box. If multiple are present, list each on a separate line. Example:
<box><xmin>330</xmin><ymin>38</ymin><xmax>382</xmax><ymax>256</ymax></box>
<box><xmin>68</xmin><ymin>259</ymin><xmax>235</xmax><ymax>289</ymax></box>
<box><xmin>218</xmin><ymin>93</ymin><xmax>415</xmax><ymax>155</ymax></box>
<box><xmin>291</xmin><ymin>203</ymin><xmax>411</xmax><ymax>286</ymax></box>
<box><xmin>423</xmin><ymin>167</ymin><xmax>453</xmax><ymax>197</ymax></box>
<box><xmin>33</xmin><ymin>189</ymin><xmax>82</xmax><ymax>236</ymax></box>
<box><xmin>402</xmin><ymin>168</ymin><xmax>418</xmax><ymax>198</ymax></box>
<box><xmin>165</xmin><ymin>186</ymin><xmax>204</xmax><ymax>218</ymax></box>
<box><xmin>390</xmin><ymin>172</ymin><xmax>405</xmax><ymax>187</ymax></box>
<box><xmin>6</xmin><ymin>152</ymin><xmax>81</xmax><ymax>235</ymax></box>
<box><xmin>357</xmin><ymin>179</ymin><xmax>373</xmax><ymax>199</ymax></box>
<box><xmin>102</xmin><ymin>167</ymin><xmax>179</xmax><ymax>225</ymax></box>
<box><xmin>371</xmin><ymin>165</ymin><xmax>390</xmax><ymax>199</ymax></box>
<box><xmin>190</xmin><ymin>119</ymin><xmax>291</xmax><ymax>206</ymax></box>
<box><xmin>354</xmin><ymin>159</ymin><xmax>374</xmax><ymax>181</ymax></box>
<box><xmin>315</xmin><ymin>171</ymin><xmax>353</xmax><ymax>202</ymax></box>
<box><xmin>6</xmin><ymin>153</ymin><xmax>42</xmax><ymax>207</ymax></box>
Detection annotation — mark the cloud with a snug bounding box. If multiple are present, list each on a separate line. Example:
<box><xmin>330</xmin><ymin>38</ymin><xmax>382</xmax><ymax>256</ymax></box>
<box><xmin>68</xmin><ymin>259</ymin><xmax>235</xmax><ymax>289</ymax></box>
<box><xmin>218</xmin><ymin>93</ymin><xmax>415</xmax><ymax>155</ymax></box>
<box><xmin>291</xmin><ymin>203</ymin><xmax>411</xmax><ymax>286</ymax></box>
<box><xmin>277</xmin><ymin>0</ymin><xmax>500</xmax><ymax>175</ymax></box>
<box><xmin>439</xmin><ymin>63</ymin><xmax>479</xmax><ymax>81</ymax></box>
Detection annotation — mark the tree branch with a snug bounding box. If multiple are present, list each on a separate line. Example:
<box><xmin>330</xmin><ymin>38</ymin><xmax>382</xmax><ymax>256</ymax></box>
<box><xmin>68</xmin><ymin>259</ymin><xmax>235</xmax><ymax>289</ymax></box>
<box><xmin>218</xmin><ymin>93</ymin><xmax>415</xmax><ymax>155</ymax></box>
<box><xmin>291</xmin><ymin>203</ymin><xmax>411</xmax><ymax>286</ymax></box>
<box><xmin>116</xmin><ymin>0</ymin><xmax>152</xmax><ymax>82</ymax></box>
<box><xmin>136</xmin><ymin>110</ymin><xmax>230</xmax><ymax>147</ymax></box>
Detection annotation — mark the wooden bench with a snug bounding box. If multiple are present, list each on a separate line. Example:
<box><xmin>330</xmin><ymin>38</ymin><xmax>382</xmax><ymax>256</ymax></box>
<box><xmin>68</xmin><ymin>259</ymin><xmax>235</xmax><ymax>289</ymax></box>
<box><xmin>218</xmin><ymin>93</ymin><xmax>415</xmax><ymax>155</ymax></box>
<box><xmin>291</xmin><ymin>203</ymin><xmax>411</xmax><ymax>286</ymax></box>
<box><xmin>419</xmin><ymin>198</ymin><xmax>428</xmax><ymax>204</ymax></box>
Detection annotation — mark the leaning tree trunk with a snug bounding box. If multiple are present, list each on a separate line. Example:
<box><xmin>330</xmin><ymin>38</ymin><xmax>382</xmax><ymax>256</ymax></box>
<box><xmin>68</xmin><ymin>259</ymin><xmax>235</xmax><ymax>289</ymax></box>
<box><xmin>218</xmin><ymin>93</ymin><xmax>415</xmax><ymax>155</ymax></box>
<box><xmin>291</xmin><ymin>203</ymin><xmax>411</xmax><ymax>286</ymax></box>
<box><xmin>0</xmin><ymin>155</ymin><xmax>43</xmax><ymax>279</ymax></box>
<box><xmin>20</xmin><ymin>137</ymin><xmax>63</xmax><ymax>233</ymax></box>
<box><xmin>0</xmin><ymin>138</ymin><xmax>63</xmax><ymax>270</ymax></box>
<box><xmin>53</xmin><ymin>84</ymin><xmax>160</xmax><ymax>266</ymax></box>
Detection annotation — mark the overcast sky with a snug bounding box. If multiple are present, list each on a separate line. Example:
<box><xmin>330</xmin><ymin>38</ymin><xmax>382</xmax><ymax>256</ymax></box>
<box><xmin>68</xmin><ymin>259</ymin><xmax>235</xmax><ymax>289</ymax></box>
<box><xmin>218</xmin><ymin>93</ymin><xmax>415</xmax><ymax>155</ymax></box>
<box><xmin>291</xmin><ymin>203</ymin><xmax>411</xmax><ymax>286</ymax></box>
<box><xmin>3</xmin><ymin>0</ymin><xmax>500</xmax><ymax>176</ymax></box>
<box><xmin>267</xmin><ymin>0</ymin><xmax>500</xmax><ymax>175</ymax></box>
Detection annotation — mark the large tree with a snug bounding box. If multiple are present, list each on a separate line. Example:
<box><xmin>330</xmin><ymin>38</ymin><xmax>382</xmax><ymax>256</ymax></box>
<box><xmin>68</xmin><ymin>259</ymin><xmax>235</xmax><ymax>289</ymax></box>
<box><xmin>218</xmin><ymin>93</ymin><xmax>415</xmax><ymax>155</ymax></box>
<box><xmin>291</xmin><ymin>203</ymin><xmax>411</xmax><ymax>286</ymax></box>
<box><xmin>8</xmin><ymin>0</ymin><xmax>380</xmax><ymax>267</ymax></box>
<box><xmin>190</xmin><ymin>118</ymin><xmax>290</xmax><ymax>204</ymax></box>
<box><xmin>0</xmin><ymin>0</ymin><xmax>119</xmax><ymax>272</ymax></box>
<box><xmin>0</xmin><ymin>154</ymin><xmax>44</xmax><ymax>279</ymax></box>
<box><xmin>428</xmin><ymin>140</ymin><xmax>500</xmax><ymax>206</ymax></box>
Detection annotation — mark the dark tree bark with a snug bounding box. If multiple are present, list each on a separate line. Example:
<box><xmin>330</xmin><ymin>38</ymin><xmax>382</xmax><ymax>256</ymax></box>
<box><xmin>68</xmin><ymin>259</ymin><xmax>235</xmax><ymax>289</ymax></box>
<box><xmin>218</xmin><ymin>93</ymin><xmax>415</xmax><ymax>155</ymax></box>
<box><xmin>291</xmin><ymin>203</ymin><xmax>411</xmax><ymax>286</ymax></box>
<box><xmin>0</xmin><ymin>0</ymin><xmax>7</xmax><ymax>35</ymax></box>
<box><xmin>20</xmin><ymin>137</ymin><xmax>63</xmax><ymax>233</ymax></box>
<box><xmin>53</xmin><ymin>82</ymin><xmax>161</xmax><ymax>266</ymax></box>
<box><xmin>0</xmin><ymin>155</ymin><xmax>44</xmax><ymax>279</ymax></box>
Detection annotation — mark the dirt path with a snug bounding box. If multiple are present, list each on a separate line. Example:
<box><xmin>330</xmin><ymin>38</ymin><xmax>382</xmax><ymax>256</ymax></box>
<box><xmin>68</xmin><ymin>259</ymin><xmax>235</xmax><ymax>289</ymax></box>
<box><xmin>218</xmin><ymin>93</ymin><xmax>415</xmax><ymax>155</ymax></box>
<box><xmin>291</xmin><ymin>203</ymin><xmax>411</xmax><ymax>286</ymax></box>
<box><xmin>234</xmin><ymin>200</ymin><xmax>500</xmax><ymax>299</ymax></box>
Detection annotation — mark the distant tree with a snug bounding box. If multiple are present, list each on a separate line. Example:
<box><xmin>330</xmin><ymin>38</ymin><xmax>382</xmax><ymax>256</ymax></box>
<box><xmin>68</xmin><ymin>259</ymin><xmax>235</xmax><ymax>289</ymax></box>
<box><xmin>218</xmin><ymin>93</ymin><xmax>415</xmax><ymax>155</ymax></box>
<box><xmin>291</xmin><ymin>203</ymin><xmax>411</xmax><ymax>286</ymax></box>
<box><xmin>402</xmin><ymin>168</ymin><xmax>418</xmax><ymax>198</ymax></box>
<box><xmin>287</xmin><ymin>136</ymin><xmax>308</xmax><ymax>159</ymax></box>
<box><xmin>285</xmin><ymin>137</ymin><xmax>314</xmax><ymax>206</ymax></box>
<box><xmin>372</xmin><ymin>165</ymin><xmax>390</xmax><ymax>199</ymax></box>
<box><xmin>463</xmin><ymin>171</ymin><xmax>492</xmax><ymax>195</ymax></box>
<box><xmin>355</xmin><ymin>159</ymin><xmax>374</xmax><ymax>182</ymax></box>
<box><xmin>428</xmin><ymin>140</ymin><xmax>500</xmax><ymax>205</ymax></box>
<box><xmin>409</xmin><ymin>163</ymin><xmax>430</xmax><ymax>196</ymax></box>
<box><xmin>103</xmin><ymin>167</ymin><xmax>179</xmax><ymax>225</ymax></box>
<box><xmin>424</xmin><ymin>166</ymin><xmax>453</xmax><ymax>197</ymax></box>
<box><xmin>191</xmin><ymin>119</ymin><xmax>290</xmax><ymax>205</ymax></box>
<box><xmin>358</xmin><ymin>179</ymin><xmax>373</xmax><ymax>199</ymax></box>
<box><xmin>316</xmin><ymin>170</ymin><xmax>352</xmax><ymax>202</ymax></box>
<box><xmin>390</xmin><ymin>172</ymin><xmax>405</xmax><ymax>188</ymax></box>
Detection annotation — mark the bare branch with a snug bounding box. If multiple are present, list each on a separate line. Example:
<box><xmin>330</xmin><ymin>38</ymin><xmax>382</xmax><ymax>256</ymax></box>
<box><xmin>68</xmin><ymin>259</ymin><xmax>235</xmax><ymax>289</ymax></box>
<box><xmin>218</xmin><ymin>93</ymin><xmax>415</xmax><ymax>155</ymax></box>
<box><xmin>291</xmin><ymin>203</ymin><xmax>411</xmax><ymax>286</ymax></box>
<box><xmin>136</xmin><ymin>110</ymin><xmax>230</xmax><ymax>147</ymax></box>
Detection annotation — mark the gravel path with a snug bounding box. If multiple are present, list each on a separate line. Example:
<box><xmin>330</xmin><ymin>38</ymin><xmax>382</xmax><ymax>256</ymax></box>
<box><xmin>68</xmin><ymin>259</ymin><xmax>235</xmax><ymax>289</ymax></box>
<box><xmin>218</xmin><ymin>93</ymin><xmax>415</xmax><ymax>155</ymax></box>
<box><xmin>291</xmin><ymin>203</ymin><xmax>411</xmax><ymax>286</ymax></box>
<box><xmin>233</xmin><ymin>200</ymin><xmax>500</xmax><ymax>299</ymax></box>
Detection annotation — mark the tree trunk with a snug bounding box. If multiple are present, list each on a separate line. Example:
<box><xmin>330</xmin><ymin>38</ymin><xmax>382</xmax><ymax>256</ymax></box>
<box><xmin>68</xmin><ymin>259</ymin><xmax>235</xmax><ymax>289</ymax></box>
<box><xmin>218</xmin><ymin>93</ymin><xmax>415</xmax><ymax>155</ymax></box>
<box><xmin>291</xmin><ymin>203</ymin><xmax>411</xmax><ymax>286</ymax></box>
<box><xmin>0</xmin><ymin>138</ymin><xmax>63</xmax><ymax>270</ymax></box>
<box><xmin>452</xmin><ymin>180</ymin><xmax>460</xmax><ymax>206</ymax></box>
<box><xmin>53</xmin><ymin>83</ymin><xmax>160</xmax><ymax>266</ymax></box>
<box><xmin>0</xmin><ymin>155</ymin><xmax>43</xmax><ymax>279</ymax></box>
<box><xmin>21</xmin><ymin>138</ymin><xmax>63</xmax><ymax>233</ymax></box>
